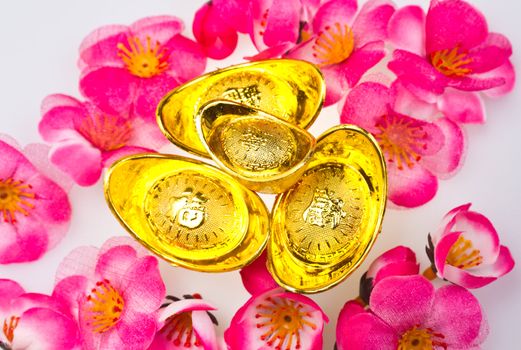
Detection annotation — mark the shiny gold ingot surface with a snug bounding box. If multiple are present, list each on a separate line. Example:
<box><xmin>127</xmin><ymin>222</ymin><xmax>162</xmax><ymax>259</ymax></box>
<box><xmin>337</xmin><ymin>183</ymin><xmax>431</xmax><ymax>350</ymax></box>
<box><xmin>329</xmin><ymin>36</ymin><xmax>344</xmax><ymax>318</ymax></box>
<box><xmin>104</xmin><ymin>154</ymin><xmax>270</xmax><ymax>272</ymax></box>
<box><xmin>157</xmin><ymin>59</ymin><xmax>325</xmax><ymax>157</ymax></box>
<box><xmin>268</xmin><ymin>125</ymin><xmax>387</xmax><ymax>293</ymax></box>
<box><xmin>196</xmin><ymin>100</ymin><xmax>316</xmax><ymax>194</ymax></box>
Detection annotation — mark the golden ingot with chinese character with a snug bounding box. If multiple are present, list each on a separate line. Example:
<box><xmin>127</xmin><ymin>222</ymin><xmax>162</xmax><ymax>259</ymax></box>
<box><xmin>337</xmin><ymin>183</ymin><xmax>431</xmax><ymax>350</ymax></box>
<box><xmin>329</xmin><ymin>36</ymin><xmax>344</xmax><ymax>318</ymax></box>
<box><xmin>268</xmin><ymin>125</ymin><xmax>387</xmax><ymax>293</ymax></box>
<box><xmin>157</xmin><ymin>59</ymin><xmax>325</xmax><ymax>157</ymax></box>
<box><xmin>195</xmin><ymin>100</ymin><xmax>316</xmax><ymax>194</ymax></box>
<box><xmin>104</xmin><ymin>154</ymin><xmax>270</xmax><ymax>272</ymax></box>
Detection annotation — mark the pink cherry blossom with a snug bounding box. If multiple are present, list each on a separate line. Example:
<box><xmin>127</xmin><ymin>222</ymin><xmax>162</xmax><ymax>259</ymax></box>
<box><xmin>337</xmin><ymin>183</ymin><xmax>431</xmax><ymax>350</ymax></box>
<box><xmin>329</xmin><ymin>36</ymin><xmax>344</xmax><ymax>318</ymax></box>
<box><xmin>79</xmin><ymin>16</ymin><xmax>206</xmax><ymax>121</ymax></box>
<box><xmin>336</xmin><ymin>275</ymin><xmax>488</xmax><ymax>350</ymax></box>
<box><xmin>149</xmin><ymin>294</ymin><xmax>219</xmax><ymax>350</ymax></box>
<box><xmin>53</xmin><ymin>236</ymin><xmax>166</xmax><ymax>350</ymax></box>
<box><xmin>427</xmin><ymin>203</ymin><xmax>515</xmax><ymax>289</ymax></box>
<box><xmin>341</xmin><ymin>81</ymin><xmax>466</xmax><ymax>207</ymax></box>
<box><xmin>0</xmin><ymin>279</ymin><xmax>79</xmax><ymax>349</ymax></box>
<box><xmin>0</xmin><ymin>136</ymin><xmax>71</xmax><ymax>264</ymax></box>
<box><xmin>286</xmin><ymin>0</ymin><xmax>396</xmax><ymax>105</ymax></box>
<box><xmin>225</xmin><ymin>288</ymin><xmax>328</xmax><ymax>350</ymax></box>
<box><xmin>240</xmin><ymin>251</ymin><xmax>279</xmax><ymax>296</ymax></box>
<box><xmin>388</xmin><ymin>0</ymin><xmax>515</xmax><ymax>103</ymax></box>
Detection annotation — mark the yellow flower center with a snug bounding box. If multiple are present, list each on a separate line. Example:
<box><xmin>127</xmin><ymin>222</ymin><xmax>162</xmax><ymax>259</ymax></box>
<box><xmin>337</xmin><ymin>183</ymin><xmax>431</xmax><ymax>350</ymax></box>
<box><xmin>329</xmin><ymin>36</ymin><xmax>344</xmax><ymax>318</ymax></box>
<box><xmin>312</xmin><ymin>23</ymin><xmax>354</xmax><ymax>66</ymax></box>
<box><xmin>430</xmin><ymin>46</ymin><xmax>472</xmax><ymax>77</ymax></box>
<box><xmin>117</xmin><ymin>36</ymin><xmax>169</xmax><ymax>78</ymax></box>
<box><xmin>375</xmin><ymin>114</ymin><xmax>428</xmax><ymax>170</ymax></box>
<box><xmin>84</xmin><ymin>279</ymin><xmax>125</xmax><ymax>334</ymax></box>
<box><xmin>2</xmin><ymin>316</ymin><xmax>20</xmax><ymax>344</ymax></box>
<box><xmin>446</xmin><ymin>236</ymin><xmax>483</xmax><ymax>269</ymax></box>
<box><xmin>255</xmin><ymin>296</ymin><xmax>317</xmax><ymax>350</ymax></box>
<box><xmin>161</xmin><ymin>312</ymin><xmax>201</xmax><ymax>348</ymax></box>
<box><xmin>77</xmin><ymin>114</ymin><xmax>132</xmax><ymax>152</ymax></box>
<box><xmin>398</xmin><ymin>326</ymin><xmax>447</xmax><ymax>350</ymax></box>
<box><xmin>0</xmin><ymin>178</ymin><xmax>35</xmax><ymax>223</ymax></box>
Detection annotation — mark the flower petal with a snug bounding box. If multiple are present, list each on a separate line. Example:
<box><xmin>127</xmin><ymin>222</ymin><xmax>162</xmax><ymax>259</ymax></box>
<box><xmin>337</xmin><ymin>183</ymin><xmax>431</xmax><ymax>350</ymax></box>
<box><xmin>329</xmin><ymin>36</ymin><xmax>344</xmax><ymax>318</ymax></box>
<box><xmin>39</xmin><ymin>94</ymin><xmax>87</xmax><ymax>142</ymax></box>
<box><xmin>49</xmin><ymin>140</ymin><xmax>103</xmax><ymax>186</ymax></box>
<box><xmin>122</xmin><ymin>256</ymin><xmax>165</xmax><ymax>313</ymax></box>
<box><xmin>442</xmin><ymin>263</ymin><xmax>496</xmax><ymax>289</ymax></box>
<box><xmin>79</xmin><ymin>25</ymin><xmax>130</xmax><ymax>68</ymax></box>
<box><xmin>387</xmin><ymin>162</ymin><xmax>438</xmax><ymax>208</ymax></box>
<box><xmin>0</xmin><ymin>279</ymin><xmax>25</xmax><ymax>313</ymax></box>
<box><xmin>337</xmin><ymin>312</ymin><xmax>397</xmax><ymax>350</ymax></box>
<box><xmin>438</xmin><ymin>90</ymin><xmax>485</xmax><ymax>124</ymax></box>
<box><xmin>475</xmin><ymin>245</ymin><xmax>515</xmax><ymax>279</ymax></box>
<box><xmin>164</xmin><ymin>35</ymin><xmax>207</xmax><ymax>83</ymax></box>
<box><xmin>352</xmin><ymin>0</ymin><xmax>395</xmax><ymax>48</ymax></box>
<box><xmin>433</xmin><ymin>231</ymin><xmax>462</xmax><ymax>275</ymax></box>
<box><xmin>337</xmin><ymin>300</ymin><xmax>366</xmax><ymax>328</ymax></box>
<box><xmin>192</xmin><ymin>310</ymin><xmax>219</xmax><ymax>349</ymax></box>
<box><xmin>116</xmin><ymin>310</ymin><xmax>157</xmax><ymax>349</ymax></box>
<box><xmin>482</xmin><ymin>60</ymin><xmax>516</xmax><ymax>97</ymax></box>
<box><xmin>467</xmin><ymin>32</ymin><xmax>512</xmax><ymax>73</ymax></box>
<box><xmin>130</xmin><ymin>15</ymin><xmax>184</xmax><ymax>44</ymax></box>
<box><xmin>342</xmin><ymin>40</ymin><xmax>386</xmax><ymax>87</ymax></box>
<box><xmin>95</xmin><ymin>245</ymin><xmax>138</xmax><ymax>285</ymax></box>
<box><xmin>133</xmin><ymin>73</ymin><xmax>180</xmax><ymax>120</ymax></box>
<box><xmin>240</xmin><ymin>251</ymin><xmax>278</xmax><ymax>296</ymax></box>
<box><xmin>55</xmin><ymin>245</ymin><xmax>99</xmax><ymax>283</ymax></box>
<box><xmin>0</xmin><ymin>139</ymin><xmax>28</xmax><ymax>179</ymax></box>
<box><xmin>160</xmin><ymin>299</ymin><xmax>216</xmax><ymax>322</ymax></box>
<box><xmin>0</xmin><ymin>216</ymin><xmax>48</xmax><ymax>264</ymax></box>
<box><xmin>388</xmin><ymin>5</ymin><xmax>425</xmax><ymax>55</ymax></box>
<box><xmin>313</xmin><ymin>0</ymin><xmax>358</xmax><ymax>33</ymax></box>
<box><xmin>262</xmin><ymin>0</ymin><xmax>300</xmax><ymax>48</ymax></box>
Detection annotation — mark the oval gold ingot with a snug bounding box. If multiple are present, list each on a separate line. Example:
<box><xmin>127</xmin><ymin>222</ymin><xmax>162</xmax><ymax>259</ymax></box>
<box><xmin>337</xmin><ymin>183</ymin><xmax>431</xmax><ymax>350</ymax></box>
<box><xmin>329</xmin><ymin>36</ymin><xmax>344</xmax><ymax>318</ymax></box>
<box><xmin>196</xmin><ymin>100</ymin><xmax>316</xmax><ymax>194</ymax></box>
<box><xmin>104</xmin><ymin>154</ymin><xmax>270</xmax><ymax>272</ymax></box>
<box><xmin>157</xmin><ymin>59</ymin><xmax>325</xmax><ymax>157</ymax></box>
<box><xmin>268</xmin><ymin>125</ymin><xmax>387</xmax><ymax>293</ymax></box>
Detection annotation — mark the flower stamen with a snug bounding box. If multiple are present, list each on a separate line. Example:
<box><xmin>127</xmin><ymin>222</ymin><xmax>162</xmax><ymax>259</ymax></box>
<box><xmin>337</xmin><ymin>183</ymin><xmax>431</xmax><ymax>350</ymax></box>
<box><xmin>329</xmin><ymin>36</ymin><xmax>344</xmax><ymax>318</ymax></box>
<box><xmin>0</xmin><ymin>178</ymin><xmax>35</xmax><ymax>223</ymax></box>
<box><xmin>162</xmin><ymin>312</ymin><xmax>201</xmax><ymax>348</ymax></box>
<box><xmin>312</xmin><ymin>23</ymin><xmax>354</xmax><ymax>66</ymax></box>
<box><xmin>2</xmin><ymin>316</ymin><xmax>20</xmax><ymax>343</ymax></box>
<box><xmin>446</xmin><ymin>236</ymin><xmax>483</xmax><ymax>269</ymax></box>
<box><xmin>85</xmin><ymin>279</ymin><xmax>125</xmax><ymax>333</ymax></box>
<box><xmin>117</xmin><ymin>36</ymin><xmax>169</xmax><ymax>78</ymax></box>
<box><xmin>430</xmin><ymin>46</ymin><xmax>472</xmax><ymax>77</ymax></box>
<box><xmin>77</xmin><ymin>114</ymin><xmax>131</xmax><ymax>152</ymax></box>
<box><xmin>398</xmin><ymin>326</ymin><xmax>447</xmax><ymax>350</ymax></box>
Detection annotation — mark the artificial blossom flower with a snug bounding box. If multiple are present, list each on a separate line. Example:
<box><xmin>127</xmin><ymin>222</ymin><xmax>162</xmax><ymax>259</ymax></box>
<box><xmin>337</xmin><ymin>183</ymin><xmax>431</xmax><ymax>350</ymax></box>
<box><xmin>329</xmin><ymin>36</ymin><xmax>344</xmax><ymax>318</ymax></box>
<box><xmin>336</xmin><ymin>275</ymin><xmax>488</xmax><ymax>350</ymax></box>
<box><xmin>0</xmin><ymin>136</ymin><xmax>71</xmax><ymax>264</ymax></box>
<box><xmin>39</xmin><ymin>94</ymin><xmax>160</xmax><ymax>186</ymax></box>
<box><xmin>225</xmin><ymin>288</ymin><xmax>328</xmax><ymax>350</ymax></box>
<box><xmin>427</xmin><ymin>203</ymin><xmax>515</xmax><ymax>289</ymax></box>
<box><xmin>388</xmin><ymin>0</ymin><xmax>515</xmax><ymax>103</ymax></box>
<box><xmin>53</xmin><ymin>236</ymin><xmax>166</xmax><ymax>350</ymax></box>
<box><xmin>79</xmin><ymin>15</ymin><xmax>206</xmax><ymax>121</ymax></box>
<box><xmin>340</xmin><ymin>81</ymin><xmax>465</xmax><ymax>207</ymax></box>
<box><xmin>0</xmin><ymin>279</ymin><xmax>79</xmax><ymax>349</ymax></box>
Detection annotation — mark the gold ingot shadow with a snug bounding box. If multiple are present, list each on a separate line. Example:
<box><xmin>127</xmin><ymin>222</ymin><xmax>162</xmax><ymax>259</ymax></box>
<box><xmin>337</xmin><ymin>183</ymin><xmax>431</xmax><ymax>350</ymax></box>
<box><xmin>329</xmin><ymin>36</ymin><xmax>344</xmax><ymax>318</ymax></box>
<box><xmin>104</xmin><ymin>154</ymin><xmax>270</xmax><ymax>272</ymax></box>
<box><xmin>157</xmin><ymin>59</ymin><xmax>325</xmax><ymax>157</ymax></box>
<box><xmin>267</xmin><ymin>125</ymin><xmax>387</xmax><ymax>293</ymax></box>
<box><xmin>196</xmin><ymin>100</ymin><xmax>316</xmax><ymax>194</ymax></box>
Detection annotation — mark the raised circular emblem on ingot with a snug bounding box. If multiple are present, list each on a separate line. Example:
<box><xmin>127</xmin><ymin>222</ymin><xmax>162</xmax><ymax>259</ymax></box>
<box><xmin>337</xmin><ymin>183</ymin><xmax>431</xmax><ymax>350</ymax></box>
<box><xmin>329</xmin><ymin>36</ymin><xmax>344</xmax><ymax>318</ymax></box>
<box><xmin>196</xmin><ymin>100</ymin><xmax>315</xmax><ymax>194</ymax></box>
<box><xmin>268</xmin><ymin>125</ymin><xmax>387</xmax><ymax>293</ymax></box>
<box><xmin>157</xmin><ymin>59</ymin><xmax>325</xmax><ymax>157</ymax></box>
<box><xmin>104</xmin><ymin>154</ymin><xmax>270</xmax><ymax>272</ymax></box>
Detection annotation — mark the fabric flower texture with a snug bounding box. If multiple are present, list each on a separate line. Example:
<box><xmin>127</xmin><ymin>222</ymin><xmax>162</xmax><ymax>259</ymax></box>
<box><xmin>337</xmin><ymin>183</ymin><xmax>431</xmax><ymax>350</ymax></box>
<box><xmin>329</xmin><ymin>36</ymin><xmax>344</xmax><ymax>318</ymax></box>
<box><xmin>0</xmin><ymin>136</ymin><xmax>71</xmax><ymax>264</ymax></box>
<box><xmin>286</xmin><ymin>0</ymin><xmax>396</xmax><ymax>105</ymax></box>
<box><xmin>0</xmin><ymin>279</ymin><xmax>79</xmax><ymax>349</ymax></box>
<box><xmin>388</xmin><ymin>0</ymin><xmax>515</xmax><ymax>102</ymax></box>
<box><xmin>79</xmin><ymin>16</ymin><xmax>206</xmax><ymax>121</ymax></box>
<box><xmin>341</xmin><ymin>81</ymin><xmax>465</xmax><ymax>207</ymax></box>
<box><xmin>53</xmin><ymin>236</ymin><xmax>166</xmax><ymax>350</ymax></box>
<box><xmin>427</xmin><ymin>203</ymin><xmax>515</xmax><ymax>289</ymax></box>
<box><xmin>336</xmin><ymin>275</ymin><xmax>488</xmax><ymax>350</ymax></box>
<box><xmin>39</xmin><ymin>94</ymin><xmax>160</xmax><ymax>186</ymax></box>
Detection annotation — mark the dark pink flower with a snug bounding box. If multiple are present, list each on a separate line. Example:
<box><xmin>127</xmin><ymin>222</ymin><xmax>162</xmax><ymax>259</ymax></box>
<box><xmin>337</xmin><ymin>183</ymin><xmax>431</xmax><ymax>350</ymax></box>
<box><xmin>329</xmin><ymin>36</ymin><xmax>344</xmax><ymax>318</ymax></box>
<box><xmin>225</xmin><ymin>288</ymin><xmax>328</xmax><ymax>350</ymax></box>
<box><xmin>240</xmin><ymin>251</ymin><xmax>279</xmax><ymax>296</ymax></box>
<box><xmin>0</xmin><ymin>279</ymin><xmax>79</xmax><ymax>349</ymax></box>
<box><xmin>149</xmin><ymin>295</ymin><xmax>218</xmax><ymax>350</ymax></box>
<box><xmin>79</xmin><ymin>16</ymin><xmax>206</xmax><ymax>121</ymax></box>
<box><xmin>0</xmin><ymin>136</ymin><xmax>71</xmax><ymax>264</ymax></box>
<box><xmin>388</xmin><ymin>0</ymin><xmax>515</xmax><ymax>102</ymax></box>
<box><xmin>39</xmin><ymin>94</ymin><xmax>159</xmax><ymax>186</ymax></box>
<box><xmin>286</xmin><ymin>0</ymin><xmax>396</xmax><ymax>105</ymax></box>
<box><xmin>53</xmin><ymin>236</ymin><xmax>166</xmax><ymax>350</ymax></box>
<box><xmin>340</xmin><ymin>81</ymin><xmax>466</xmax><ymax>207</ymax></box>
<box><xmin>336</xmin><ymin>275</ymin><xmax>488</xmax><ymax>350</ymax></box>
<box><xmin>428</xmin><ymin>203</ymin><xmax>515</xmax><ymax>289</ymax></box>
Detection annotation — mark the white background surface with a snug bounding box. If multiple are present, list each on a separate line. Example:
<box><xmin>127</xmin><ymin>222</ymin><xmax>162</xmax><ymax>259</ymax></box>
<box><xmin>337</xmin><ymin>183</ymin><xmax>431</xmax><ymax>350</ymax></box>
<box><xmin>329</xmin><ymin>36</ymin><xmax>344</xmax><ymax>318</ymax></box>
<box><xmin>0</xmin><ymin>0</ymin><xmax>519</xmax><ymax>349</ymax></box>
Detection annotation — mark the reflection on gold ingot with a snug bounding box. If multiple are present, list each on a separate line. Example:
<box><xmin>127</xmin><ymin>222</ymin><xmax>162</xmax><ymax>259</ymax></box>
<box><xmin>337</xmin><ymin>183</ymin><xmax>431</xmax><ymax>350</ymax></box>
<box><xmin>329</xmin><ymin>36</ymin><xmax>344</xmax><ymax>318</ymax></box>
<box><xmin>157</xmin><ymin>59</ymin><xmax>325</xmax><ymax>157</ymax></box>
<box><xmin>196</xmin><ymin>100</ymin><xmax>315</xmax><ymax>193</ymax></box>
<box><xmin>268</xmin><ymin>125</ymin><xmax>387</xmax><ymax>293</ymax></box>
<box><xmin>104</xmin><ymin>154</ymin><xmax>270</xmax><ymax>272</ymax></box>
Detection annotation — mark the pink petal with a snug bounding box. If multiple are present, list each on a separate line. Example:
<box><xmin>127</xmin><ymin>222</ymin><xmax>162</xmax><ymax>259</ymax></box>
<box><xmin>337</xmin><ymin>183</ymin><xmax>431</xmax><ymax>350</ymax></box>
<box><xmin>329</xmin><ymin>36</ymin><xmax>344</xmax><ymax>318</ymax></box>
<box><xmin>373</xmin><ymin>261</ymin><xmax>420</xmax><ymax>286</ymax></box>
<box><xmin>134</xmin><ymin>74</ymin><xmax>180</xmax><ymax>120</ymax></box>
<box><xmin>437</xmin><ymin>203</ymin><xmax>472</xmax><ymax>238</ymax></box>
<box><xmin>438</xmin><ymin>90</ymin><xmax>485</xmax><ymax>124</ymax></box>
<box><xmin>116</xmin><ymin>310</ymin><xmax>157</xmax><ymax>349</ymax></box>
<box><xmin>0</xmin><ymin>139</ymin><xmax>28</xmax><ymax>179</ymax></box>
<box><xmin>79</xmin><ymin>25</ymin><xmax>130</xmax><ymax>68</ymax></box>
<box><xmin>0</xmin><ymin>216</ymin><xmax>48</xmax><ymax>264</ymax></box>
<box><xmin>467</xmin><ymin>33</ymin><xmax>512</xmax><ymax>73</ymax></box>
<box><xmin>482</xmin><ymin>60</ymin><xmax>516</xmax><ymax>97</ymax></box>
<box><xmin>388</xmin><ymin>5</ymin><xmax>425</xmax><ymax>55</ymax></box>
<box><xmin>22</xmin><ymin>143</ymin><xmax>73</xmax><ymax>192</ymax></box>
<box><xmin>130</xmin><ymin>15</ymin><xmax>184</xmax><ymax>44</ymax></box>
<box><xmin>95</xmin><ymin>245</ymin><xmax>138</xmax><ymax>286</ymax></box>
<box><xmin>101</xmin><ymin>146</ymin><xmax>153</xmax><ymax>167</ymax></box>
<box><xmin>448</xmin><ymin>73</ymin><xmax>506</xmax><ymax>92</ymax></box>
<box><xmin>122</xmin><ymin>256</ymin><xmax>165</xmax><ymax>313</ymax></box>
<box><xmin>337</xmin><ymin>312</ymin><xmax>397</xmax><ymax>350</ymax></box>
<box><xmin>164</xmin><ymin>35</ymin><xmax>206</xmax><ymax>83</ymax></box>
<box><xmin>52</xmin><ymin>275</ymin><xmax>89</xmax><ymax>317</ymax></box>
<box><xmin>337</xmin><ymin>300</ymin><xmax>366</xmax><ymax>327</ymax></box>
<box><xmin>49</xmin><ymin>140</ymin><xmax>103</xmax><ymax>186</ymax></box>
<box><xmin>277</xmin><ymin>291</ymin><xmax>329</xmax><ymax>322</ymax></box>
<box><xmin>322</xmin><ymin>64</ymin><xmax>348</xmax><ymax>106</ymax></box>
<box><xmin>313</xmin><ymin>0</ymin><xmax>358</xmax><ymax>33</ymax></box>
<box><xmin>420</xmin><ymin>117</ymin><xmax>466</xmax><ymax>178</ymax></box>
<box><xmin>39</xmin><ymin>94</ymin><xmax>87</xmax><ymax>142</ymax></box>
<box><xmin>99</xmin><ymin>236</ymin><xmax>152</xmax><ymax>258</ymax></box>
<box><xmin>391</xmin><ymin>81</ymin><xmax>440</xmax><ymax>120</ymax></box>
<box><xmin>352</xmin><ymin>0</ymin><xmax>395</xmax><ymax>48</ymax></box>
<box><xmin>425</xmin><ymin>0</ymin><xmax>488</xmax><ymax>54</ymax></box>
<box><xmin>387</xmin><ymin>162</ymin><xmax>438</xmax><ymax>208</ymax></box>
<box><xmin>433</xmin><ymin>231</ymin><xmax>462</xmax><ymax>275</ymax></box>
<box><xmin>213</xmin><ymin>0</ymin><xmax>251</xmax><ymax>34</ymax></box>
<box><xmin>367</xmin><ymin>246</ymin><xmax>417</xmax><ymax>279</ymax></box>
<box><xmin>160</xmin><ymin>299</ymin><xmax>216</xmax><ymax>322</ymax></box>
<box><xmin>370</xmin><ymin>275</ymin><xmax>434</xmax><ymax>334</ymax></box>
<box><xmin>247</xmin><ymin>42</ymin><xmax>295</xmax><ymax>60</ymax></box>
<box><xmin>0</xmin><ymin>279</ymin><xmax>25</xmax><ymax>313</ymax></box>
<box><xmin>240</xmin><ymin>251</ymin><xmax>278</xmax><ymax>296</ymax></box>
<box><xmin>192</xmin><ymin>310</ymin><xmax>219</xmax><ymax>349</ymax></box>
<box><xmin>475</xmin><ymin>245</ymin><xmax>515</xmax><ymax>279</ymax></box>
<box><xmin>342</xmin><ymin>41</ymin><xmax>386</xmax><ymax>87</ymax></box>
<box><xmin>442</xmin><ymin>263</ymin><xmax>495</xmax><ymax>289</ymax></box>
<box><xmin>55</xmin><ymin>245</ymin><xmax>99</xmax><ymax>282</ymax></box>
<box><xmin>262</xmin><ymin>0</ymin><xmax>300</xmax><ymax>48</ymax></box>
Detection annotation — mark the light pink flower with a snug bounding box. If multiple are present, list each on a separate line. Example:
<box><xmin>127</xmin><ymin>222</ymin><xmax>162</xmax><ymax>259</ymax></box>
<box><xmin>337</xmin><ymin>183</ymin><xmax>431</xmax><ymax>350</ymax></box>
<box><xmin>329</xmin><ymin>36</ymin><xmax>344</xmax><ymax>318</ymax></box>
<box><xmin>149</xmin><ymin>294</ymin><xmax>218</xmax><ymax>350</ymax></box>
<box><xmin>39</xmin><ymin>94</ymin><xmax>160</xmax><ymax>186</ymax></box>
<box><xmin>286</xmin><ymin>0</ymin><xmax>396</xmax><ymax>105</ymax></box>
<box><xmin>53</xmin><ymin>236</ymin><xmax>166</xmax><ymax>350</ymax></box>
<box><xmin>359</xmin><ymin>246</ymin><xmax>419</xmax><ymax>303</ymax></box>
<box><xmin>340</xmin><ymin>81</ymin><xmax>466</xmax><ymax>207</ymax></box>
<box><xmin>0</xmin><ymin>279</ymin><xmax>79</xmax><ymax>349</ymax></box>
<box><xmin>388</xmin><ymin>0</ymin><xmax>515</xmax><ymax>103</ymax></box>
<box><xmin>0</xmin><ymin>136</ymin><xmax>71</xmax><ymax>264</ymax></box>
<box><xmin>79</xmin><ymin>16</ymin><xmax>206</xmax><ymax>121</ymax></box>
<box><xmin>240</xmin><ymin>251</ymin><xmax>279</xmax><ymax>296</ymax></box>
<box><xmin>336</xmin><ymin>275</ymin><xmax>488</xmax><ymax>350</ymax></box>
<box><xmin>427</xmin><ymin>203</ymin><xmax>515</xmax><ymax>289</ymax></box>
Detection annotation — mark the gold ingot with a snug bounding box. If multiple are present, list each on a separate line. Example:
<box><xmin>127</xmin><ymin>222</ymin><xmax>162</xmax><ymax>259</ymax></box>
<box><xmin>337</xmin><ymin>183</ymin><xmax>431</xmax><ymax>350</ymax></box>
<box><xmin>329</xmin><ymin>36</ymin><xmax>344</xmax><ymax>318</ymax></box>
<box><xmin>104</xmin><ymin>154</ymin><xmax>270</xmax><ymax>272</ymax></box>
<box><xmin>157</xmin><ymin>59</ymin><xmax>325</xmax><ymax>157</ymax></box>
<box><xmin>196</xmin><ymin>100</ymin><xmax>316</xmax><ymax>194</ymax></box>
<box><xmin>268</xmin><ymin>125</ymin><xmax>387</xmax><ymax>293</ymax></box>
